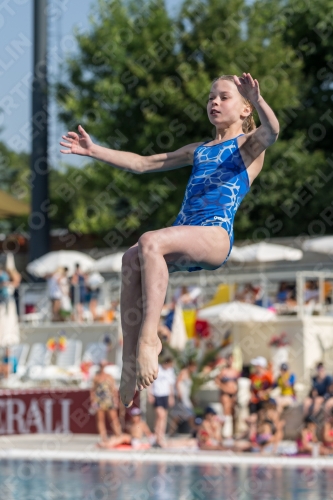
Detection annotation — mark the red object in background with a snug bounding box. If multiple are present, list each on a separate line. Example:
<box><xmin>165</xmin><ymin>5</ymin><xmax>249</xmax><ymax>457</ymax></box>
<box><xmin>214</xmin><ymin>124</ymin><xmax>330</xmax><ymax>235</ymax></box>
<box><xmin>25</xmin><ymin>304</ymin><xmax>36</xmax><ymax>314</ymax></box>
<box><xmin>195</xmin><ymin>319</ymin><xmax>211</xmax><ymax>338</ymax></box>
<box><xmin>0</xmin><ymin>388</ymin><xmax>139</xmax><ymax>435</ymax></box>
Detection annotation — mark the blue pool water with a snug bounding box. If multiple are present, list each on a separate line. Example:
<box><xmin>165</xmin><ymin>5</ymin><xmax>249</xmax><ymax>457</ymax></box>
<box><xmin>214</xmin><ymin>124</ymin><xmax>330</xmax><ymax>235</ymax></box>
<box><xmin>0</xmin><ymin>460</ymin><xmax>333</xmax><ymax>499</ymax></box>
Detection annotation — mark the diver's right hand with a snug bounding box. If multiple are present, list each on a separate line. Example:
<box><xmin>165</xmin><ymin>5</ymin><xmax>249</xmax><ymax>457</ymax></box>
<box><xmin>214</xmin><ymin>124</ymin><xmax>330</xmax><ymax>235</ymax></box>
<box><xmin>60</xmin><ymin>124</ymin><xmax>94</xmax><ymax>156</ymax></box>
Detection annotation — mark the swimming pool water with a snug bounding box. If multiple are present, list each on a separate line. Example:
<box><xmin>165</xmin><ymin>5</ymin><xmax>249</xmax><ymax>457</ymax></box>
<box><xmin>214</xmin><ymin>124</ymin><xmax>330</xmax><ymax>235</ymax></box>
<box><xmin>0</xmin><ymin>459</ymin><xmax>333</xmax><ymax>500</ymax></box>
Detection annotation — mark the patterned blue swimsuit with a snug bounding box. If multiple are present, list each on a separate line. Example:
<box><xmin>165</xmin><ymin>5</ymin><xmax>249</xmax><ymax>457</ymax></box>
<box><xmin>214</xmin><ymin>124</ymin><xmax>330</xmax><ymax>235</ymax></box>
<box><xmin>172</xmin><ymin>134</ymin><xmax>250</xmax><ymax>272</ymax></box>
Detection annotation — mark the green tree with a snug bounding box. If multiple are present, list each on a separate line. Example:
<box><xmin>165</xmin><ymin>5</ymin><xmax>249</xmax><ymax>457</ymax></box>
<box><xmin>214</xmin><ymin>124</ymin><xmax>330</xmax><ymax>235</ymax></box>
<box><xmin>56</xmin><ymin>0</ymin><xmax>328</xmax><ymax>243</ymax></box>
<box><xmin>0</xmin><ymin>141</ymin><xmax>30</xmax><ymax>232</ymax></box>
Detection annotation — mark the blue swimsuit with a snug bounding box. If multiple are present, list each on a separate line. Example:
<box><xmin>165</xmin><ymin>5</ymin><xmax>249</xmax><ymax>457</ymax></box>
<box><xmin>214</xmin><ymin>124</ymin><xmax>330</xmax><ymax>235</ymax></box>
<box><xmin>172</xmin><ymin>134</ymin><xmax>250</xmax><ymax>272</ymax></box>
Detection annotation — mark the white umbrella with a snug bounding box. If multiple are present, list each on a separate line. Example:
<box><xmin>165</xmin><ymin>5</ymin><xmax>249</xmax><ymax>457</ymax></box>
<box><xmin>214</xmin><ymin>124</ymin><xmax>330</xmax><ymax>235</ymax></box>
<box><xmin>229</xmin><ymin>242</ymin><xmax>303</xmax><ymax>263</ymax></box>
<box><xmin>91</xmin><ymin>252</ymin><xmax>124</xmax><ymax>273</ymax></box>
<box><xmin>302</xmin><ymin>237</ymin><xmax>333</xmax><ymax>255</ymax></box>
<box><xmin>27</xmin><ymin>251</ymin><xmax>95</xmax><ymax>277</ymax></box>
<box><xmin>197</xmin><ymin>301</ymin><xmax>276</xmax><ymax>322</ymax></box>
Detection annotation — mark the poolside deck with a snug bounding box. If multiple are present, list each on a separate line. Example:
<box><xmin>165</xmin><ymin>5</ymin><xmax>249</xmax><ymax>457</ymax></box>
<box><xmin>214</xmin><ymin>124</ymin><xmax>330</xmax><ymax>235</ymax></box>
<box><xmin>1</xmin><ymin>434</ymin><xmax>333</xmax><ymax>468</ymax></box>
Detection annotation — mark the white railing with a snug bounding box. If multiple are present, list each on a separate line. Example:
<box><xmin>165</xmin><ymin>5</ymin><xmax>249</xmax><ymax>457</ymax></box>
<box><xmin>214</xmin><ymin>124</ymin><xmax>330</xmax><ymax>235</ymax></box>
<box><xmin>19</xmin><ymin>279</ymin><xmax>120</xmax><ymax>324</ymax></box>
<box><xmin>17</xmin><ymin>270</ymin><xmax>333</xmax><ymax>324</ymax></box>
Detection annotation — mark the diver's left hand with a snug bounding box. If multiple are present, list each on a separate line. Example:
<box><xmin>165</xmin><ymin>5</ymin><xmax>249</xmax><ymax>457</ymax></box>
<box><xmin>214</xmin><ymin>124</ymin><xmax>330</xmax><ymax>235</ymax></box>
<box><xmin>233</xmin><ymin>73</ymin><xmax>261</xmax><ymax>103</ymax></box>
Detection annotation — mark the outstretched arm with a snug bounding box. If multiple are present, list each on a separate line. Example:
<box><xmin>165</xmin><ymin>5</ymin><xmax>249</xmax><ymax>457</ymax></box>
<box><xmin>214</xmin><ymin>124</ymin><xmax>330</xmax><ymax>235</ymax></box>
<box><xmin>234</xmin><ymin>73</ymin><xmax>280</xmax><ymax>166</ymax></box>
<box><xmin>60</xmin><ymin>125</ymin><xmax>200</xmax><ymax>174</ymax></box>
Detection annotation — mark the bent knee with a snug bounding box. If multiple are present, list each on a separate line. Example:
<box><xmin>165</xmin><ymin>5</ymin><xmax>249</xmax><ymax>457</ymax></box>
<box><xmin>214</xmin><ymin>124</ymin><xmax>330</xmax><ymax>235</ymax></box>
<box><xmin>122</xmin><ymin>246</ymin><xmax>141</xmax><ymax>281</ymax></box>
<box><xmin>138</xmin><ymin>231</ymin><xmax>161</xmax><ymax>254</ymax></box>
<box><xmin>122</xmin><ymin>246</ymin><xmax>138</xmax><ymax>265</ymax></box>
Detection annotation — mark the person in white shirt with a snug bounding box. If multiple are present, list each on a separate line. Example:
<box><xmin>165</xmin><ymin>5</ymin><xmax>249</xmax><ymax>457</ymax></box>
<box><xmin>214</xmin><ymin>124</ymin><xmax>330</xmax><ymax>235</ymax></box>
<box><xmin>148</xmin><ymin>357</ymin><xmax>175</xmax><ymax>447</ymax></box>
<box><xmin>47</xmin><ymin>269</ymin><xmax>62</xmax><ymax>321</ymax></box>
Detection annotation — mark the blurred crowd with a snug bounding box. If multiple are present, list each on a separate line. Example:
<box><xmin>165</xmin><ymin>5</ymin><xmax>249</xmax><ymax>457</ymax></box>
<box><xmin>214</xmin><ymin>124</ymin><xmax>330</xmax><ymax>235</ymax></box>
<box><xmin>236</xmin><ymin>279</ymin><xmax>332</xmax><ymax>311</ymax></box>
<box><xmin>46</xmin><ymin>264</ymin><xmax>113</xmax><ymax>322</ymax></box>
<box><xmin>1</xmin><ymin>326</ymin><xmax>333</xmax><ymax>455</ymax></box>
<box><xmin>87</xmin><ymin>350</ymin><xmax>333</xmax><ymax>456</ymax></box>
<box><xmin>20</xmin><ymin>276</ymin><xmax>333</xmax><ymax>324</ymax></box>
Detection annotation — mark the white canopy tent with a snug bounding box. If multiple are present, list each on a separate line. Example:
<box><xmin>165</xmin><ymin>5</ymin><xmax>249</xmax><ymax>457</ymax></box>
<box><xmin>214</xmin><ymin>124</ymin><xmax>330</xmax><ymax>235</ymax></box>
<box><xmin>27</xmin><ymin>251</ymin><xmax>95</xmax><ymax>277</ymax></box>
<box><xmin>229</xmin><ymin>242</ymin><xmax>303</xmax><ymax>263</ymax></box>
<box><xmin>91</xmin><ymin>252</ymin><xmax>124</xmax><ymax>273</ymax></box>
<box><xmin>197</xmin><ymin>301</ymin><xmax>276</xmax><ymax>323</ymax></box>
<box><xmin>302</xmin><ymin>237</ymin><xmax>333</xmax><ymax>255</ymax></box>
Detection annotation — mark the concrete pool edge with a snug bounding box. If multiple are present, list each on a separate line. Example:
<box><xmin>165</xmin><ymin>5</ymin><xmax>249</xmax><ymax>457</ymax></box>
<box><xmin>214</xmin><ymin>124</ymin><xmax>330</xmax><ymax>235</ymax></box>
<box><xmin>2</xmin><ymin>448</ymin><xmax>333</xmax><ymax>468</ymax></box>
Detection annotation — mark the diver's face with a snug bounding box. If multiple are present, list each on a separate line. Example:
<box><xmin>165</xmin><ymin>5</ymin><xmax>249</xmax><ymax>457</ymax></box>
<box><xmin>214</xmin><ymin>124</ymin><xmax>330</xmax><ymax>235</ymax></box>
<box><xmin>207</xmin><ymin>79</ymin><xmax>249</xmax><ymax>128</ymax></box>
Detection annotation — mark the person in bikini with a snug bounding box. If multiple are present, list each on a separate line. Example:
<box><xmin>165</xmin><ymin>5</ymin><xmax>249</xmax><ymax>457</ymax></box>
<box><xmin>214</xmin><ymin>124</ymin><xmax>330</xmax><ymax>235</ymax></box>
<box><xmin>215</xmin><ymin>352</ymin><xmax>240</xmax><ymax>437</ymax></box>
<box><xmin>296</xmin><ymin>416</ymin><xmax>324</xmax><ymax>455</ymax></box>
<box><xmin>322</xmin><ymin>408</ymin><xmax>333</xmax><ymax>454</ymax></box>
<box><xmin>255</xmin><ymin>400</ymin><xmax>285</xmax><ymax>454</ymax></box>
<box><xmin>197</xmin><ymin>407</ymin><xmax>224</xmax><ymax>451</ymax></box>
<box><xmin>90</xmin><ymin>360</ymin><xmax>122</xmax><ymax>443</ymax></box>
<box><xmin>60</xmin><ymin>73</ymin><xmax>279</xmax><ymax>407</ymax></box>
<box><xmin>100</xmin><ymin>407</ymin><xmax>155</xmax><ymax>449</ymax></box>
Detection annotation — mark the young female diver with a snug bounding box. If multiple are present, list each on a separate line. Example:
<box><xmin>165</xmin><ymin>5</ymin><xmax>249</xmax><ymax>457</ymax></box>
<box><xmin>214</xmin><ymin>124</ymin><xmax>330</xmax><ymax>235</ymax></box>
<box><xmin>60</xmin><ymin>73</ymin><xmax>279</xmax><ymax>407</ymax></box>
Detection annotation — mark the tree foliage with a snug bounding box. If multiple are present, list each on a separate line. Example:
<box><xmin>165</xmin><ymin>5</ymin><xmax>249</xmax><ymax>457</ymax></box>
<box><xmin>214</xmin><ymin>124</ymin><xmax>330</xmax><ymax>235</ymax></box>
<box><xmin>0</xmin><ymin>141</ymin><xmax>30</xmax><ymax>232</ymax></box>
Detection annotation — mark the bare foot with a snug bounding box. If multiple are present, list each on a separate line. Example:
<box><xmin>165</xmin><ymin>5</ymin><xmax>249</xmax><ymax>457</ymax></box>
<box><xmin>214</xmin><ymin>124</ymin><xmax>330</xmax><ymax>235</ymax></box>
<box><xmin>120</xmin><ymin>351</ymin><xmax>138</xmax><ymax>407</ymax></box>
<box><xmin>136</xmin><ymin>337</ymin><xmax>162</xmax><ymax>390</ymax></box>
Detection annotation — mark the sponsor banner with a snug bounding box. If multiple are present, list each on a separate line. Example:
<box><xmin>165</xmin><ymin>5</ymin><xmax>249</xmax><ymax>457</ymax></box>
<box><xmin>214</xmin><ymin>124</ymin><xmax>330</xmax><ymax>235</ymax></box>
<box><xmin>0</xmin><ymin>388</ymin><xmax>99</xmax><ymax>434</ymax></box>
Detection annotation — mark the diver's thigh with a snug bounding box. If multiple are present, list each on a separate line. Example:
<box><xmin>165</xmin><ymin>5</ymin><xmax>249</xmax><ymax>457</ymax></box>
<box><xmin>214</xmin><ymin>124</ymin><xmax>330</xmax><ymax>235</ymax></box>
<box><xmin>152</xmin><ymin>225</ymin><xmax>231</xmax><ymax>270</ymax></box>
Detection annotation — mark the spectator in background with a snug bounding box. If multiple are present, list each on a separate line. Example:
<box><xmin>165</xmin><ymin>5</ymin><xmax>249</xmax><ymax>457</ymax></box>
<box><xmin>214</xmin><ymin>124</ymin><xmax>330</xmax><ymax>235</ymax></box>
<box><xmin>86</xmin><ymin>272</ymin><xmax>104</xmax><ymax>321</ymax></box>
<box><xmin>2</xmin><ymin>266</ymin><xmax>20</xmax><ymax>340</ymax></box>
<box><xmin>215</xmin><ymin>353</ymin><xmax>240</xmax><ymax>438</ymax></box>
<box><xmin>173</xmin><ymin>285</ymin><xmax>202</xmax><ymax>309</ymax></box>
<box><xmin>7</xmin><ymin>268</ymin><xmax>21</xmax><ymax>317</ymax></box>
<box><xmin>0</xmin><ymin>346</ymin><xmax>18</xmax><ymax>378</ymax></box>
<box><xmin>303</xmin><ymin>362</ymin><xmax>332</xmax><ymax>418</ymax></box>
<box><xmin>275</xmin><ymin>282</ymin><xmax>297</xmax><ymax>309</ymax></box>
<box><xmin>0</xmin><ymin>264</ymin><xmax>9</xmax><ymax>308</ymax></box>
<box><xmin>323</xmin><ymin>382</ymin><xmax>333</xmax><ymax>416</ymax></box>
<box><xmin>236</xmin><ymin>283</ymin><xmax>256</xmax><ymax>304</ymax></box>
<box><xmin>322</xmin><ymin>408</ymin><xmax>333</xmax><ymax>453</ymax></box>
<box><xmin>197</xmin><ymin>407</ymin><xmax>224</xmax><ymax>450</ymax></box>
<box><xmin>169</xmin><ymin>360</ymin><xmax>197</xmax><ymax>436</ymax></box>
<box><xmin>100</xmin><ymin>407</ymin><xmax>155</xmax><ymax>450</ymax></box>
<box><xmin>297</xmin><ymin>416</ymin><xmax>321</xmax><ymax>455</ymax></box>
<box><xmin>71</xmin><ymin>263</ymin><xmax>86</xmax><ymax>322</ymax></box>
<box><xmin>255</xmin><ymin>400</ymin><xmax>285</xmax><ymax>453</ymax></box>
<box><xmin>276</xmin><ymin>282</ymin><xmax>289</xmax><ymax>303</ymax></box>
<box><xmin>303</xmin><ymin>387</ymin><xmax>320</xmax><ymax>419</ymax></box>
<box><xmin>274</xmin><ymin>363</ymin><xmax>296</xmax><ymax>415</ymax></box>
<box><xmin>47</xmin><ymin>269</ymin><xmax>62</xmax><ymax>321</ymax></box>
<box><xmin>90</xmin><ymin>360</ymin><xmax>122</xmax><ymax>443</ymax></box>
<box><xmin>157</xmin><ymin>319</ymin><xmax>171</xmax><ymax>343</ymax></box>
<box><xmin>304</xmin><ymin>280</ymin><xmax>319</xmax><ymax>304</ymax></box>
<box><xmin>148</xmin><ymin>357</ymin><xmax>175</xmax><ymax>448</ymax></box>
<box><xmin>59</xmin><ymin>267</ymin><xmax>71</xmax><ymax>320</ymax></box>
<box><xmin>246</xmin><ymin>357</ymin><xmax>274</xmax><ymax>442</ymax></box>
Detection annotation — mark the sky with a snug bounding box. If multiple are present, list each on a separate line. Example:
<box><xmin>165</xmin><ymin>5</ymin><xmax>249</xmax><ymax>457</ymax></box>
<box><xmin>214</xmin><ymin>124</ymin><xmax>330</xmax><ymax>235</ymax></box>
<box><xmin>0</xmin><ymin>0</ymin><xmax>180</xmax><ymax>168</ymax></box>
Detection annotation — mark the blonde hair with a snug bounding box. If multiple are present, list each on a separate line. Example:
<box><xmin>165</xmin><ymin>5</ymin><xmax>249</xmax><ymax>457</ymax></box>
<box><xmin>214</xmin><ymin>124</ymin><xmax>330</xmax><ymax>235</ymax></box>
<box><xmin>211</xmin><ymin>75</ymin><xmax>256</xmax><ymax>133</ymax></box>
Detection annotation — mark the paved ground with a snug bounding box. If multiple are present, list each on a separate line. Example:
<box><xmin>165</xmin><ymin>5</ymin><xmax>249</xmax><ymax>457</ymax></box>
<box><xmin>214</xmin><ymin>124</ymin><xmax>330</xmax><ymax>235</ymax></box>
<box><xmin>1</xmin><ymin>434</ymin><xmax>333</xmax><ymax>468</ymax></box>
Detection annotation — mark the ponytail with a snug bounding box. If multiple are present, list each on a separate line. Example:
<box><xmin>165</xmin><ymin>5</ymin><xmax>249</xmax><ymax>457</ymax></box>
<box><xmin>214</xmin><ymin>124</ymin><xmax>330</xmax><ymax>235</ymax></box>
<box><xmin>242</xmin><ymin>113</ymin><xmax>256</xmax><ymax>133</ymax></box>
